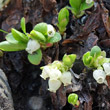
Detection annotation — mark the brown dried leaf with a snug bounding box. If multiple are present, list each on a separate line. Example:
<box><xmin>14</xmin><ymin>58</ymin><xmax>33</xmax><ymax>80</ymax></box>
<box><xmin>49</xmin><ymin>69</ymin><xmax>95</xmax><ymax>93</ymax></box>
<box><xmin>100</xmin><ymin>1</ymin><xmax>110</xmax><ymax>37</ymax></box>
<box><xmin>82</xmin><ymin>5</ymin><xmax>101</xmax><ymax>37</ymax></box>
<box><xmin>40</xmin><ymin>0</ymin><xmax>56</xmax><ymax>12</ymax></box>
<box><xmin>100</xmin><ymin>39</ymin><xmax>110</xmax><ymax>48</ymax></box>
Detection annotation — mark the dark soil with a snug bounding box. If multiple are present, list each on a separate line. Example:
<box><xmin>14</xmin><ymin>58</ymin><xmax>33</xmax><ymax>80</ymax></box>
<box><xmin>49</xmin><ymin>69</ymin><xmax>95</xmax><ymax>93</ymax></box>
<box><xmin>0</xmin><ymin>0</ymin><xmax>110</xmax><ymax>110</ymax></box>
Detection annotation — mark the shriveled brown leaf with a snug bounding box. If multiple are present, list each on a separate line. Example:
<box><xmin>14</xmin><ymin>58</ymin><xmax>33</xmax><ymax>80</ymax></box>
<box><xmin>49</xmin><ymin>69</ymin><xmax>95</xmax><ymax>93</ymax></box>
<box><xmin>100</xmin><ymin>39</ymin><xmax>110</xmax><ymax>47</ymax></box>
<box><xmin>40</xmin><ymin>0</ymin><xmax>56</xmax><ymax>12</ymax></box>
<box><xmin>106</xmin><ymin>76</ymin><xmax>110</xmax><ymax>89</ymax></box>
<box><xmin>82</xmin><ymin>5</ymin><xmax>101</xmax><ymax>37</ymax></box>
<box><xmin>100</xmin><ymin>1</ymin><xmax>110</xmax><ymax>37</ymax></box>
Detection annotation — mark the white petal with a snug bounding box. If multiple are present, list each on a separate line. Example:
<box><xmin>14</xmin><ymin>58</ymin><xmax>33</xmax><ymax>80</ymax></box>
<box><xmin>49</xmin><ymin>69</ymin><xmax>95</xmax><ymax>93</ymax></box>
<box><xmin>93</xmin><ymin>69</ymin><xmax>106</xmax><ymax>84</ymax></box>
<box><xmin>103</xmin><ymin>63</ymin><xmax>110</xmax><ymax>76</ymax></box>
<box><xmin>47</xmin><ymin>24</ymin><xmax>55</xmax><ymax>37</ymax></box>
<box><xmin>49</xmin><ymin>68</ymin><xmax>62</xmax><ymax>80</ymax></box>
<box><xmin>26</xmin><ymin>39</ymin><xmax>40</xmax><ymax>54</ymax></box>
<box><xmin>60</xmin><ymin>71</ymin><xmax>72</xmax><ymax>86</ymax></box>
<box><xmin>40</xmin><ymin>66</ymin><xmax>50</xmax><ymax>80</ymax></box>
<box><xmin>48</xmin><ymin>79</ymin><xmax>62</xmax><ymax>93</ymax></box>
<box><xmin>86</xmin><ymin>0</ymin><xmax>93</xmax><ymax>4</ymax></box>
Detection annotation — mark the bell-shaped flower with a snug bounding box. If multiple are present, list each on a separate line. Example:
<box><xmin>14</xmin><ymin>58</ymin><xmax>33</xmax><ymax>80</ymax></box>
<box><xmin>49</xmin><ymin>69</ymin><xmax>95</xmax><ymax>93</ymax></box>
<box><xmin>48</xmin><ymin>79</ymin><xmax>62</xmax><ymax>93</ymax></box>
<box><xmin>93</xmin><ymin>69</ymin><xmax>106</xmax><ymax>84</ymax></box>
<box><xmin>26</xmin><ymin>39</ymin><xmax>40</xmax><ymax>54</ymax></box>
<box><xmin>40</xmin><ymin>66</ymin><xmax>51</xmax><ymax>80</ymax></box>
<box><xmin>49</xmin><ymin>68</ymin><xmax>62</xmax><ymax>80</ymax></box>
<box><xmin>103</xmin><ymin>63</ymin><xmax>110</xmax><ymax>76</ymax></box>
<box><xmin>47</xmin><ymin>24</ymin><xmax>55</xmax><ymax>37</ymax></box>
<box><xmin>60</xmin><ymin>71</ymin><xmax>72</xmax><ymax>86</ymax></box>
<box><xmin>86</xmin><ymin>0</ymin><xmax>93</xmax><ymax>4</ymax></box>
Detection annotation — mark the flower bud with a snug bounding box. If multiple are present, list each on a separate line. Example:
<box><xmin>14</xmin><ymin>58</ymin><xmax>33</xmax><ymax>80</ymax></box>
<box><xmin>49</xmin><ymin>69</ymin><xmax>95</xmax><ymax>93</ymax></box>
<box><xmin>48</xmin><ymin>79</ymin><xmax>62</xmax><ymax>93</ymax></box>
<box><xmin>90</xmin><ymin>46</ymin><xmax>101</xmax><ymax>58</ymax></box>
<box><xmin>93</xmin><ymin>69</ymin><xmax>106</xmax><ymax>84</ymax></box>
<box><xmin>60</xmin><ymin>71</ymin><xmax>72</xmax><ymax>86</ymax></box>
<box><xmin>103</xmin><ymin>63</ymin><xmax>110</xmax><ymax>76</ymax></box>
<box><xmin>26</xmin><ymin>39</ymin><xmax>40</xmax><ymax>54</ymax></box>
<box><xmin>47</xmin><ymin>24</ymin><xmax>55</xmax><ymax>37</ymax></box>
<box><xmin>63</xmin><ymin>54</ymin><xmax>76</xmax><ymax>67</ymax></box>
<box><xmin>49</xmin><ymin>68</ymin><xmax>62</xmax><ymax>80</ymax></box>
<box><xmin>86</xmin><ymin>0</ymin><xmax>93</xmax><ymax>4</ymax></box>
<box><xmin>40</xmin><ymin>66</ymin><xmax>50</xmax><ymax>80</ymax></box>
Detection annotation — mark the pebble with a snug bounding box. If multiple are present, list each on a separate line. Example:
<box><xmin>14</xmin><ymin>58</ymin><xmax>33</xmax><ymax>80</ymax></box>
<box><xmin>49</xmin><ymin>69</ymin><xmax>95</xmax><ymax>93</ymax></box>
<box><xmin>28</xmin><ymin>96</ymin><xmax>43</xmax><ymax>110</ymax></box>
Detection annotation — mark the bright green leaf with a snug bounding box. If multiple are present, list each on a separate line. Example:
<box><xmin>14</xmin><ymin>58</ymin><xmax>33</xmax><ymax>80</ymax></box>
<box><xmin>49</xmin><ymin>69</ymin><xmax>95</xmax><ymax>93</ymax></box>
<box><xmin>0</xmin><ymin>29</ymin><xmax>8</xmax><ymax>34</ymax></box>
<box><xmin>6</xmin><ymin>33</ymin><xmax>18</xmax><ymax>43</ymax></box>
<box><xmin>21</xmin><ymin>17</ymin><xmax>26</xmax><ymax>34</ymax></box>
<box><xmin>58</xmin><ymin>8</ymin><xmax>69</xmax><ymax>24</ymax></box>
<box><xmin>48</xmin><ymin>32</ymin><xmax>61</xmax><ymax>43</ymax></box>
<box><xmin>69</xmin><ymin>0</ymin><xmax>81</xmax><ymax>14</ymax></box>
<box><xmin>28</xmin><ymin>49</ymin><xmax>42</xmax><ymax>65</ymax></box>
<box><xmin>0</xmin><ymin>41</ymin><xmax>27</xmax><ymax>51</ymax></box>
<box><xmin>90</xmin><ymin>46</ymin><xmax>101</xmax><ymax>58</ymax></box>
<box><xmin>68</xmin><ymin>93</ymin><xmax>78</xmax><ymax>106</ymax></box>
<box><xmin>11</xmin><ymin>28</ymin><xmax>28</xmax><ymax>43</ymax></box>
<box><xmin>80</xmin><ymin>1</ymin><xmax>94</xmax><ymax>11</ymax></box>
<box><xmin>30</xmin><ymin>30</ymin><xmax>46</xmax><ymax>42</ymax></box>
<box><xmin>34</xmin><ymin>22</ymin><xmax>47</xmax><ymax>35</ymax></box>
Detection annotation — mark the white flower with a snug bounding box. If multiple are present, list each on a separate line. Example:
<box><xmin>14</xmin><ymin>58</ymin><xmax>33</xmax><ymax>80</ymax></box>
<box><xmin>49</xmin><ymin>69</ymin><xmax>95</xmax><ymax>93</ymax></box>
<box><xmin>93</xmin><ymin>69</ymin><xmax>106</xmax><ymax>84</ymax></box>
<box><xmin>48</xmin><ymin>79</ymin><xmax>62</xmax><ymax>93</ymax></box>
<box><xmin>40</xmin><ymin>66</ymin><xmax>51</xmax><ymax>80</ymax></box>
<box><xmin>60</xmin><ymin>71</ymin><xmax>72</xmax><ymax>86</ymax></box>
<box><xmin>86</xmin><ymin>0</ymin><xmax>93</xmax><ymax>4</ymax></box>
<box><xmin>47</xmin><ymin>24</ymin><xmax>55</xmax><ymax>37</ymax></box>
<box><xmin>26</xmin><ymin>39</ymin><xmax>40</xmax><ymax>54</ymax></box>
<box><xmin>49</xmin><ymin>68</ymin><xmax>62</xmax><ymax>80</ymax></box>
<box><xmin>103</xmin><ymin>63</ymin><xmax>110</xmax><ymax>76</ymax></box>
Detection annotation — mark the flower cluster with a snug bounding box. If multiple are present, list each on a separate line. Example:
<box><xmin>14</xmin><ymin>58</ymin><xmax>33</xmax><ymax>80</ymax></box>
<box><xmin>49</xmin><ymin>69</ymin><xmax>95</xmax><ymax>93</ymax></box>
<box><xmin>40</xmin><ymin>54</ymin><xmax>76</xmax><ymax>93</ymax></box>
<box><xmin>83</xmin><ymin>46</ymin><xmax>110</xmax><ymax>85</ymax></box>
<box><xmin>0</xmin><ymin>18</ymin><xmax>61</xmax><ymax>65</ymax></box>
<box><xmin>93</xmin><ymin>63</ymin><xmax>110</xmax><ymax>84</ymax></box>
<box><xmin>83</xmin><ymin>46</ymin><xmax>109</xmax><ymax>68</ymax></box>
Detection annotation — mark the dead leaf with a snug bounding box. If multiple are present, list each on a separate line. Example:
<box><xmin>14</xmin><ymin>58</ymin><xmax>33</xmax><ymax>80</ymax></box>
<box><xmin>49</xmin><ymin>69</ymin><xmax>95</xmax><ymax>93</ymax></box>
<box><xmin>40</xmin><ymin>0</ymin><xmax>56</xmax><ymax>12</ymax></box>
<box><xmin>100</xmin><ymin>1</ymin><xmax>110</xmax><ymax>37</ymax></box>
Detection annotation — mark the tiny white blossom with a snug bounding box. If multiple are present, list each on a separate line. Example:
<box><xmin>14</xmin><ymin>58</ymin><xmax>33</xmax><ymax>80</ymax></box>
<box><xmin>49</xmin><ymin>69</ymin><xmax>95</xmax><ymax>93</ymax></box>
<box><xmin>49</xmin><ymin>68</ymin><xmax>62</xmax><ymax>80</ymax></box>
<box><xmin>103</xmin><ymin>63</ymin><xmax>110</xmax><ymax>76</ymax></box>
<box><xmin>93</xmin><ymin>69</ymin><xmax>106</xmax><ymax>84</ymax></box>
<box><xmin>86</xmin><ymin>0</ymin><xmax>93</xmax><ymax>4</ymax></box>
<box><xmin>48</xmin><ymin>79</ymin><xmax>62</xmax><ymax>93</ymax></box>
<box><xmin>26</xmin><ymin>39</ymin><xmax>40</xmax><ymax>54</ymax></box>
<box><xmin>47</xmin><ymin>24</ymin><xmax>55</xmax><ymax>37</ymax></box>
<box><xmin>60</xmin><ymin>71</ymin><xmax>72</xmax><ymax>86</ymax></box>
<box><xmin>40</xmin><ymin>66</ymin><xmax>51</xmax><ymax>80</ymax></box>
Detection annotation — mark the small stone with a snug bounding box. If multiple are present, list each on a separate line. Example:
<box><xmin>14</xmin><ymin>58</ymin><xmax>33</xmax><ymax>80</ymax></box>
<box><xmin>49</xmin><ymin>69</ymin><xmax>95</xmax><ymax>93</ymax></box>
<box><xmin>28</xmin><ymin>96</ymin><xmax>43</xmax><ymax>110</ymax></box>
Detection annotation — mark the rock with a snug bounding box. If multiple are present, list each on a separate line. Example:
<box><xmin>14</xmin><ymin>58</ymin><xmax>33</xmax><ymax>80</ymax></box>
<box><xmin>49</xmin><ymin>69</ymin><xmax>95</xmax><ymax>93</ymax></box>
<box><xmin>0</xmin><ymin>69</ymin><xmax>14</xmax><ymax>110</ymax></box>
<box><xmin>28</xmin><ymin>96</ymin><xmax>45</xmax><ymax>110</ymax></box>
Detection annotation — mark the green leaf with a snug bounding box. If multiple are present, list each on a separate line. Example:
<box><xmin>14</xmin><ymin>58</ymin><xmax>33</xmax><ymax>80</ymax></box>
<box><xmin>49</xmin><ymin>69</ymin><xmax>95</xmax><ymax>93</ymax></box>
<box><xmin>68</xmin><ymin>93</ymin><xmax>78</xmax><ymax>106</ymax></box>
<box><xmin>6</xmin><ymin>33</ymin><xmax>18</xmax><ymax>43</ymax></box>
<box><xmin>58</xmin><ymin>8</ymin><xmax>69</xmax><ymax>24</ymax></box>
<box><xmin>21</xmin><ymin>17</ymin><xmax>26</xmax><ymax>34</ymax></box>
<box><xmin>30</xmin><ymin>30</ymin><xmax>46</xmax><ymax>42</ymax></box>
<box><xmin>11</xmin><ymin>28</ymin><xmax>28</xmax><ymax>43</ymax></box>
<box><xmin>28</xmin><ymin>49</ymin><xmax>42</xmax><ymax>65</ymax></box>
<box><xmin>34</xmin><ymin>22</ymin><xmax>47</xmax><ymax>35</ymax></box>
<box><xmin>0</xmin><ymin>41</ymin><xmax>27</xmax><ymax>51</ymax></box>
<box><xmin>80</xmin><ymin>1</ymin><xmax>94</xmax><ymax>11</ymax></box>
<box><xmin>0</xmin><ymin>29</ymin><xmax>8</xmax><ymax>34</ymax></box>
<box><xmin>69</xmin><ymin>0</ymin><xmax>81</xmax><ymax>14</ymax></box>
<box><xmin>90</xmin><ymin>46</ymin><xmax>101</xmax><ymax>58</ymax></box>
<box><xmin>48</xmin><ymin>32</ymin><xmax>61</xmax><ymax>43</ymax></box>
<box><xmin>69</xmin><ymin>0</ymin><xmax>82</xmax><ymax>9</ymax></box>
<box><xmin>83</xmin><ymin>52</ymin><xmax>93</xmax><ymax>67</ymax></box>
